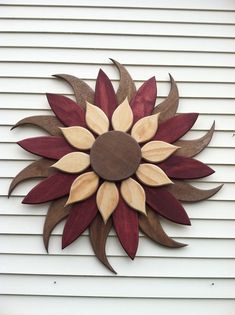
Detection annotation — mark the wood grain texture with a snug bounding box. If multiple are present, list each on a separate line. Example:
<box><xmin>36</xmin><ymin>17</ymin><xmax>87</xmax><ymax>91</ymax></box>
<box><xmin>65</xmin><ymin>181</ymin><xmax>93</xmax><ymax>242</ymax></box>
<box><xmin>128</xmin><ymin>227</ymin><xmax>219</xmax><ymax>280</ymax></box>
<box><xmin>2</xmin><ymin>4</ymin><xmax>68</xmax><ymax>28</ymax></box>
<box><xmin>62</xmin><ymin>195</ymin><xmax>98</xmax><ymax>249</ymax></box>
<box><xmin>46</xmin><ymin>93</ymin><xmax>86</xmax><ymax>127</ymax></box>
<box><xmin>145</xmin><ymin>186</ymin><xmax>191</xmax><ymax>225</ymax></box>
<box><xmin>89</xmin><ymin>214</ymin><xmax>116</xmax><ymax>274</ymax></box>
<box><xmin>53</xmin><ymin>74</ymin><xmax>94</xmax><ymax>109</ymax></box>
<box><xmin>130</xmin><ymin>77</ymin><xmax>157</xmax><ymax>123</ymax></box>
<box><xmin>96</xmin><ymin>182</ymin><xmax>119</xmax><ymax>223</ymax></box>
<box><xmin>94</xmin><ymin>69</ymin><xmax>117</xmax><ymax>119</ymax></box>
<box><xmin>52</xmin><ymin>152</ymin><xmax>90</xmax><ymax>174</ymax></box>
<box><xmin>22</xmin><ymin>173</ymin><xmax>77</xmax><ymax>204</ymax></box>
<box><xmin>18</xmin><ymin>136</ymin><xmax>75</xmax><ymax>160</ymax></box>
<box><xmin>141</xmin><ymin>141</ymin><xmax>179</xmax><ymax>163</ymax></box>
<box><xmin>166</xmin><ymin>180</ymin><xmax>223</xmax><ymax>202</ymax></box>
<box><xmin>85</xmin><ymin>102</ymin><xmax>109</xmax><ymax>135</ymax></box>
<box><xmin>66</xmin><ymin>171</ymin><xmax>99</xmax><ymax>205</ymax></box>
<box><xmin>174</xmin><ymin>121</ymin><xmax>215</xmax><ymax>157</ymax></box>
<box><xmin>131</xmin><ymin>113</ymin><xmax>160</xmax><ymax>143</ymax></box>
<box><xmin>139</xmin><ymin>207</ymin><xmax>186</xmax><ymax>248</ymax></box>
<box><xmin>113</xmin><ymin>194</ymin><xmax>139</xmax><ymax>259</ymax></box>
<box><xmin>8</xmin><ymin>158</ymin><xmax>54</xmax><ymax>196</ymax></box>
<box><xmin>136</xmin><ymin>163</ymin><xmax>172</xmax><ymax>187</ymax></box>
<box><xmin>152</xmin><ymin>74</ymin><xmax>179</xmax><ymax>123</ymax></box>
<box><xmin>110</xmin><ymin>58</ymin><xmax>136</xmax><ymax>103</ymax></box>
<box><xmin>43</xmin><ymin>197</ymin><xmax>70</xmax><ymax>252</ymax></box>
<box><xmin>60</xmin><ymin>126</ymin><xmax>95</xmax><ymax>150</ymax></box>
<box><xmin>11</xmin><ymin>115</ymin><xmax>63</xmax><ymax>136</ymax></box>
<box><xmin>111</xmin><ymin>97</ymin><xmax>133</xmax><ymax>132</ymax></box>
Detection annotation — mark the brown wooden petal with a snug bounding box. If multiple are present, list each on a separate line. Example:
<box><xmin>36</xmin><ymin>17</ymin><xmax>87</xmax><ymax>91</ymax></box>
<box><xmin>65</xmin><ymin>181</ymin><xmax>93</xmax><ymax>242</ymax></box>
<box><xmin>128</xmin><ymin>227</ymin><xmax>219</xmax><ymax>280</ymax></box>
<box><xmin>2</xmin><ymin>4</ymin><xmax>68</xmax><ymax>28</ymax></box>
<box><xmin>89</xmin><ymin>214</ymin><xmax>116</xmax><ymax>274</ymax></box>
<box><xmin>152</xmin><ymin>74</ymin><xmax>179</xmax><ymax>123</ymax></box>
<box><xmin>166</xmin><ymin>180</ymin><xmax>223</xmax><ymax>202</ymax></box>
<box><xmin>139</xmin><ymin>207</ymin><xmax>186</xmax><ymax>248</ymax></box>
<box><xmin>11</xmin><ymin>115</ymin><xmax>63</xmax><ymax>136</ymax></box>
<box><xmin>43</xmin><ymin>197</ymin><xmax>71</xmax><ymax>252</ymax></box>
<box><xmin>53</xmin><ymin>74</ymin><xmax>94</xmax><ymax>109</ymax></box>
<box><xmin>110</xmin><ymin>58</ymin><xmax>136</xmax><ymax>103</ymax></box>
<box><xmin>8</xmin><ymin>158</ymin><xmax>54</xmax><ymax>197</ymax></box>
<box><xmin>174</xmin><ymin>121</ymin><xmax>215</xmax><ymax>158</ymax></box>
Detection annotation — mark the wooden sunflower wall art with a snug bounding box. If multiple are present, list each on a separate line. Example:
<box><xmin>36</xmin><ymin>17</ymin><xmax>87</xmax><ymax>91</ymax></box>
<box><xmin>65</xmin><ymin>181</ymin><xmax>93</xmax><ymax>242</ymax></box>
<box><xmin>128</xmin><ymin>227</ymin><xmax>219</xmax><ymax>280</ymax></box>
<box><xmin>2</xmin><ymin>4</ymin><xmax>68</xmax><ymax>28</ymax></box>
<box><xmin>9</xmin><ymin>59</ymin><xmax>222</xmax><ymax>273</ymax></box>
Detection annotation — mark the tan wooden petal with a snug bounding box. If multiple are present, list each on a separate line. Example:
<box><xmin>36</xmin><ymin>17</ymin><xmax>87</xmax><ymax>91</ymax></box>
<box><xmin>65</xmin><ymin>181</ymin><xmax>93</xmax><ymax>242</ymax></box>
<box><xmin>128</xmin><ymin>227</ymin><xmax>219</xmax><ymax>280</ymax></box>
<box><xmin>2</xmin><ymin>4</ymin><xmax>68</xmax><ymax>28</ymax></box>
<box><xmin>52</xmin><ymin>152</ymin><xmax>90</xmax><ymax>174</ymax></box>
<box><xmin>96</xmin><ymin>182</ymin><xmax>119</xmax><ymax>223</ymax></box>
<box><xmin>85</xmin><ymin>101</ymin><xmax>109</xmax><ymax>135</ymax></box>
<box><xmin>66</xmin><ymin>171</ymin><xmax>99</xmax><ymax>205</ymax></box>
<box><xmin>141</xmin><ymin>141</ymin><xmax>179</xmax><ymax>163</ymax></box>
<box><xmin>120</xmin><ymin>178</ymin><xmax>146</xmax><ymax>215</ymax></box>
<box><xmin>131</xmin><ymin>113</ymin><xmax>160</xmax><ymax>143</ymax></box>
<box><xmin>136</xmin><ymin>163</ymin><xmax>173</xmax><ymax>187</ymax></box>
<box><xmin>60</xmin><ymin>126</ymin><xmax>95</xmax><ymax>150</ymax></box>
<box><xmin>111</xmin><ymin>97</ymin><xmax>133</xmax><ymax>132</ymax></box>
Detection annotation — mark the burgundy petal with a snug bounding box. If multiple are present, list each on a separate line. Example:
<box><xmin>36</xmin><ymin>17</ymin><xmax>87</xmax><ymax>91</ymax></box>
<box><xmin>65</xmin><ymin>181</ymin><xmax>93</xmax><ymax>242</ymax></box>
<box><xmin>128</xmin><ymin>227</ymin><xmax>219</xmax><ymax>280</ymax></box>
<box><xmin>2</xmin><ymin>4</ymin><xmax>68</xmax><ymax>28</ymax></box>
<box><xmin>22</xmin><ymin>173</ymin><xmax>77</xmax><ymax>204</ymax></box>
<box><xmin>153</xmin><ymin>113</ymin><xmax>199</xmax><ymax>143</ymax></box>
<box><xmin>130</xmin><ymin>77</ymin><xmax>157</xmax><ymax>123</ymax></box>
<box><xmin>113</xmin><ymin>194</ymin><xmax>139</xmax><ymax>259</ymax></box>
<box><xmin>145</xmin><ymin>186</ymin><xmax>191</xmax><ymax>225</ymax></box>
<box><xmin>46</xmin><ymin>93</ymin><xmax>86</xmax><ymax>127</ymax></box>
<box><xmin>18</xmin><ymin>136</ymin><xmax>75</xmax><ymax>160</ymax></box>
<box><xmin>158</xmin><ymin>155</ymin><xmax>214</xmax><ymax>179</ymax></box>
<box><xmin>62</xmin><ymin>195</ymin><xmax>98</xmax><ymax>249</ymax></box>
<box><xmin>94</xmin><ymin>69</ymin><xmax>117</xmax><ymax>119</ymax></box>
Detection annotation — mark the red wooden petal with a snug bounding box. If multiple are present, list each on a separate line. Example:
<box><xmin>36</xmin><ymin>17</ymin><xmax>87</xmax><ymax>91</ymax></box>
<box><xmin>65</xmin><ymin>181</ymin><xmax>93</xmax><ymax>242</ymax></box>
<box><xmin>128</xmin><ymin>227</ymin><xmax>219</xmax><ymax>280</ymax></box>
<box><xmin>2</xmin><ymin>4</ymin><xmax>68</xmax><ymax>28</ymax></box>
<box><xmin>153</xmin><ymin>113</ymin><xmax>199</xmax><ymax>143</ymax></box>
<box><xmin>62</xmin><ymin>195</ymin><xmax>98</xmax><ymax>249</ymax></box>
<box><xmin>46</xmin><ymin>93</ymin><xmax>86</xmax><ymax>127</ymax></box>
<box><xmin>18</xmin><ymin>136</ymin><xmax>75</xmax><ymax>160</ymax></box>
<box><xmin>22</xmin><ymin>173</ymin><xmax>77</xmax><ymax>204</ymax></box>
<box><xmin>130</xmin><ymin>77</ymin><xmax>157</xmax><ymax>123</ymax></box>
<box><xmin>158</xmin><ymin>155</ymin><xmax>214</xmax><ymax>179</ymax></box>
<box><xmin>145</xmin><ymin>186</ymin><xmax>191</xmax><ymax>225</ymax></box>
<box><xmin>113</xmin><ymin>194</ymin><xmax>139</xmax><ymax>259</ymax></box>
<box><xmin>94</xmin><ymin>69</ymin><xmax>117</xmax><ymax>119</ymax></box>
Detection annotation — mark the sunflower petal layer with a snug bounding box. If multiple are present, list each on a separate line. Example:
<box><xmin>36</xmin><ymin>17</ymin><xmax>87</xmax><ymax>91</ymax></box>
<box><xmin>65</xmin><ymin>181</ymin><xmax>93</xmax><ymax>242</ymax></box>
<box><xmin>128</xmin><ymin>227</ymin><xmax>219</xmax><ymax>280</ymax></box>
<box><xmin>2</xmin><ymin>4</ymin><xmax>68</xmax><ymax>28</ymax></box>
<box><xmin>111</xmin><ymin>97</ymin><xmax>133</xmax><ymax>132</ymax></box>
<box><xmin>60</xmin><ymin>126</ymin><xmax>95</xmax><ymax>150</ymax></box>
<box><xmin>52</xmin><ymin>152</ymin><xmax>90</xmax><ymax>174</ymax></box>
<box><xmin>136</xmin><ymin>163</ymin><xmax>173</xmax><ymax>187</ymax></box>
<box><xmin>131</xmin><ymin>113</ymin><xmax>160</xmax><ymax>143</ymax></box>
<box><xmin>85</xmin><ymin>102</ymin><xmax>109</xmax><ymax>135</ymax></box>
<box><xmin>141</xmin><ymin>141</ymin><xmax>179</xmax><ymax>163</ymax></box>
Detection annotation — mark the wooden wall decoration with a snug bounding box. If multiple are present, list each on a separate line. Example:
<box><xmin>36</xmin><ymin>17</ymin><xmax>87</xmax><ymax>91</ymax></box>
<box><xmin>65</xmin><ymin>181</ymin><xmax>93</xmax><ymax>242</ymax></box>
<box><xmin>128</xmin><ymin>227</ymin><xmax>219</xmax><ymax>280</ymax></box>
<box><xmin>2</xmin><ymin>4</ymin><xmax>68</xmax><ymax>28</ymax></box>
<box><xmin>9</xmin><ymin>60</ymin><xmax>222</xmax><ymax>273</ymax></box>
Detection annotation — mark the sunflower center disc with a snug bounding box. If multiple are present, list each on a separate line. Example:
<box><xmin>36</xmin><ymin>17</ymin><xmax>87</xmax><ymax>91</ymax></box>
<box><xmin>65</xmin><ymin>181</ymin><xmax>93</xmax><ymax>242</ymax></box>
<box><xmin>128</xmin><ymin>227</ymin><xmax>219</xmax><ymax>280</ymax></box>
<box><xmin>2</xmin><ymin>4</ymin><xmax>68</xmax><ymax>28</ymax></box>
<box><xmin>90</xmin><ymin>130</ymin><xmax>141</xmax><ymax>181</ymax></box>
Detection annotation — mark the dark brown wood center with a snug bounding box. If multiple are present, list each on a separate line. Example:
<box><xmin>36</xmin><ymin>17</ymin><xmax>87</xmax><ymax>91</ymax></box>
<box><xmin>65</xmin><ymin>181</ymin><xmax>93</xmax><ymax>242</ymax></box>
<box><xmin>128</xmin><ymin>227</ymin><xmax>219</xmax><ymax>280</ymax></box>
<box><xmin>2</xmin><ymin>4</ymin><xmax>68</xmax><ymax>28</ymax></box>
<box><xmin>90</xmin><ymin>131</ymin><xmax>141</xmax><ymax>181</ymax></box>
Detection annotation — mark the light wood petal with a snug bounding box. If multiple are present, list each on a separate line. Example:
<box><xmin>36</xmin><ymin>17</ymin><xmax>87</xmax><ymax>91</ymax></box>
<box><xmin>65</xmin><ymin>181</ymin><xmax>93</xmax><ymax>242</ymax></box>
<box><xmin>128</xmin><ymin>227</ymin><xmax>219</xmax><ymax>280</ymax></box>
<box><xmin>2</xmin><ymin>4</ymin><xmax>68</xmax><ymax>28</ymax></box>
<box><xmin>131</xmin><ymin>113</ymin><xmax>160</xmax><ymax>143</ymax></box>
<box><xmin>96</xmin><ymin>182</ymin><xmax>119</xmax><ymax>223</ymax></box>
<box><xmin>66</xmin><ymin>171</ymin><xmax>99</xmax><ymax>205</ymax></box>
<box><xmin>136</xmin><ymin>163</ymin><xmax>173</xmax><ymax>187</ymax></box>
<box><xmin>85</xmin><ymin>101</ymin><xmax>109</xmax><ymax>135</ymax></box>
<box><xmin>52</xmin><ymin>152</ymin><xmax>90</xmax><ymax>174</ymax></box>
<box><xmin>60</xmin><ymin>126</ymin><xmax>95</xmax><ymax>150</ymax></box>
<box><xmin>111</xmin><ymin>97</ymin><xmax>133</xmax><ymax>132</ymax></box>
<box><xmin>141</xmin><ymin>141</ymin><xmax>179</xmax><ymax>163</ymax></box>
<box><xmin>120</xmin><ymin>178</ymin><xmax>146</xmax><ymax>215</ymax></box>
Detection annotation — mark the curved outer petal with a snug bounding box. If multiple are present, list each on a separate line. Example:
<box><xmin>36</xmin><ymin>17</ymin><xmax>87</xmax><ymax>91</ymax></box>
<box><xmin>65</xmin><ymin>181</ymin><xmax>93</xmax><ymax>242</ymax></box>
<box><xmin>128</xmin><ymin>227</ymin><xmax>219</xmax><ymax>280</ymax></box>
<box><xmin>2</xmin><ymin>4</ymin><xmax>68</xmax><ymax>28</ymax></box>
<box><xmin>141</xmin><ymin>141</ymin><xmax>179</xmax><ymax>163</ymax></box>
<box><xmin>18</xmin><ymin>136</ymin><xmax>75</xmax><ymax>160</ymax></box>
<box><xmin>145</xmin><ymin>186</ymin><xmax>191</xmax><ymax>225</ymax></box>
<box><xmin>139</xmin><ymin>207</ymin><xmax>186</xmax><ymax>248</ymax></box>
<box><xmin>8</xmin><ymin>158</ymin><xmax>54</xmax><ymax>197</ymax></box>
<box><xmin>22</xmin><ymin>173</ymin><xmax>77</xmax><ymax>204</ymax></box>
<box><xmin>52</xmin><ymin>152</ymin><xmax>90</xmax><ymax>174</ymax></box>
<box><xmin>153</xmin><ymin>113</ymin><xmax>199</xmax><ymax>143</ymax></box>
<box><xmin>94</xmin><ymin>69</ymin><xmax>117</xmax><ymax>119</ymax></box>
<box><xmin>152</xmin><ymin>74</ymin><xmax>179</xmax><ymax>123</ymax></box>
<box><xmin>110</xmin><ymin>58</ymin><xmax>136</xmax><ymax>103</ymax></box>
<box><xmin>43</xmin><ymin>197</ymin><xmax>71</xmax><ymax>252</ymax></box>
<box><xmin>130</xmin><ymin>77</ymin><xmax>157</xmax><ymax>123</ymax></box>
<box><xmin>46</xmin><ymin>93</ymin><xmax>86</xmax><ymax>127</ymax></box>
<box><xmin>60</xmin><ymin>126</ymin><xmax>95</xmax><ymax>150</ymax></box>
<box><xmin>89</xmin><ymin>214</ymin><xmax>116</xmax><ymax>274</ymax></box>
<box><xmin>174</xmin><ymin>121</ymin><xmax>215</xmax><ymax>158</ymax></box>
<box><xmin>85</xmin><ymin>102</ymin><xmax>109</xmax><ymax>135</ymax></box>
<box><xmin>136</xmin><ymin>163</ymin><xmax>172</xmax><ymax>187</ymax></box>
<box><xmin>53</xmin><ymin>74</ymin><xmax>94</xmax><ymax>109</ymax></box>
<box><xmin>111</xmin><ymin>98</ymin><xmax>133</xmax><ymax>132</ymax></box>
<box><xmin>158</xmin><ymin>155</ymin><xmax>214</xmax><ymax>179</ymax></box>
<box><xmin>62</xmin><ymin>195</ymin><xmax>98</xmax><ymax>249</ymax></box>
<box><xmin>11</xmin><ymin>115</ymin><xmax>63</xmax><ymax>136</ymax></box>
<box><xmin>166</xmin><ymin>180</ymin><xmax>223</xmax><ymax>202</ymax></box>
<box><xmin>131</xmin><ymin>113</ymin><xmax>160</xmax><ymax>143</ymax></box>
<box><xmin>113</xmin><ymin>194</ymin><xmax>139</xmax><ymax>259</ymax></box>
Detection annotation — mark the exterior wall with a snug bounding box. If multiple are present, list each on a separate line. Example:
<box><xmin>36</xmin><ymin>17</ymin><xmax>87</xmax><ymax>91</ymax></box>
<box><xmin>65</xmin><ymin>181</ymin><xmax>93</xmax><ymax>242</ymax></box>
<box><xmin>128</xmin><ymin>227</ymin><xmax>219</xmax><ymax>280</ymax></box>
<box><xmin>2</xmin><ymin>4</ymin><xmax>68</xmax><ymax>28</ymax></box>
<box><xmin>0</xmin><ymin>1</ymin><xmax>234</xmax><ymax>314</ymax></box>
